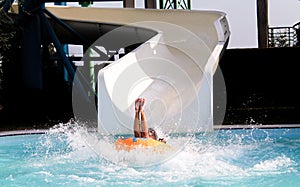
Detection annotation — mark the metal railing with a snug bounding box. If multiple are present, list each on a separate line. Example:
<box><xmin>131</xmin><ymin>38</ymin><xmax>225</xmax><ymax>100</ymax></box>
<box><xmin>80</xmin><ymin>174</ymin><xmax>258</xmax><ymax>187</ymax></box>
<box><xmin>160</xmin><ymin>0</ymin><xmax>191</xmax><ymax>9</ymax></box>
<box><xmin>268</xmin><ymin>21</ymin><xmax>300</xmax><ymax>47</ymax></box>
<box><xmin>293</xmin><ymin>21</ymin><xmax>300</xmax><ymax>46</ymax></box>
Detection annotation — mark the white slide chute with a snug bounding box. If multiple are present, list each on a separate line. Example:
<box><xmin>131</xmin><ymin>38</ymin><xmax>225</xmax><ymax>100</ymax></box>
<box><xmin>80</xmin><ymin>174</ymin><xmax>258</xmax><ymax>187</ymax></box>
<box><xmin>46</xmin><ymin>7</ymin><xmax>230</xmax><ymax>135</ymax></box>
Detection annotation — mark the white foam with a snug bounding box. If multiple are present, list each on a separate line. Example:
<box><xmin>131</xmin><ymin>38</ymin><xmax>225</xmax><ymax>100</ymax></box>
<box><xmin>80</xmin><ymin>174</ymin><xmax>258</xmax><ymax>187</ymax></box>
<box><xmin>33</xmin><ymin>122</ymin><xmax>298</xmax><ymax>183</ymax></box>
<box><xmin>252</xmin><ymin>155</ymin><xmax>297</xmax><ymax>173</ymax></box>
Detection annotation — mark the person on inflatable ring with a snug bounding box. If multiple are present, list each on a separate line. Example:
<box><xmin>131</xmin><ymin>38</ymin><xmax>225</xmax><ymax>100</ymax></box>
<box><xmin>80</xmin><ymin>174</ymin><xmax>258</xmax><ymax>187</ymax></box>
<box><xmin>134</xmin><ymin>98</ymin><xmax>167</xmax><ymax>143</ymax></box>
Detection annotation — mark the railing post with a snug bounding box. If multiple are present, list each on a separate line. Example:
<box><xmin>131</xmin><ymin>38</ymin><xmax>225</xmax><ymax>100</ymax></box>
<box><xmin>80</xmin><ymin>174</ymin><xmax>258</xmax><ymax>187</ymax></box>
<box><xmin>159</xmin><ymin>0</ymin><xmax>164</xmax><ymax>9</ymax></box>
<box><xmin>257</xmin><ymin>0</ymin><xmax>269</xmax><ymax>48</ymax></box>
<box><xmin>123</xmin><ymin>0</ymin><xmax>134</xmax><ymax>8</ymax></box>
<box><xmin>145</xmin><ymin>0</ymin><xmax>157</xmax><ymax>9</ymax></box>
<box><xmin>296</xmin><ymin>29</ymin><xmax>300</xmax><ymax>46</ymax></box>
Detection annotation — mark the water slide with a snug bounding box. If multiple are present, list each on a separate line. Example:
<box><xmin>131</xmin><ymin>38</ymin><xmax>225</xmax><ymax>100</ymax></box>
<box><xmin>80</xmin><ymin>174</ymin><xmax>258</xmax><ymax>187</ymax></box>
<box><xmin>45</xmin><ymin>6</ymin><xmax>230</xmax><ymax>134</ymax></box>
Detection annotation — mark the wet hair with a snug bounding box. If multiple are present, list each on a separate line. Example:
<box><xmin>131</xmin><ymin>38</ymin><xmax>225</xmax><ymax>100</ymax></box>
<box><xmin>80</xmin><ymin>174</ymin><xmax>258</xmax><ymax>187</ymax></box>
<box><xmin>148</xmin><ymin>128</ymin><xmax>157</xmax><ymax>140</ymax></box>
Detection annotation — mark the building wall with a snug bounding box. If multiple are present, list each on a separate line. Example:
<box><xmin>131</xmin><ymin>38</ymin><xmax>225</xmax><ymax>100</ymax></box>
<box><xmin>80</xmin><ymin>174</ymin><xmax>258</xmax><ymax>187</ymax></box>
<box><xmin>216</xmin><ymin>47</ymin><xmax>300</xmax><ymax>125</ymax></box>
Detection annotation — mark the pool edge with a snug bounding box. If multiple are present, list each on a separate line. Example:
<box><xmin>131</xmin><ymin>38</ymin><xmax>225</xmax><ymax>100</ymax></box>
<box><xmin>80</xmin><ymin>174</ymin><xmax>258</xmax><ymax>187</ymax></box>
<box><xmin>1</xmin><ymin>124</ymin><xmax>300</xmax><ymax>137</ymax></box>
<box><xmin>214</xmin><ymin>124</ymin><xmax>300</xmax><ymax>130</ymax></box>
<box><xmin>0</xmin><ymin>129</ymin><xmax>49</xmax><ymax>137</ymax></box>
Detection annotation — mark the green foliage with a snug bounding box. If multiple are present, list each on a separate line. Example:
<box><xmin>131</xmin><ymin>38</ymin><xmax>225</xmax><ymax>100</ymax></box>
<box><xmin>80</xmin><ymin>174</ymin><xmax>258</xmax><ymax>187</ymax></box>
<box><xmin>0</xmin><ymin>9</ymin><xmax>20</xmax><ymax>102</ymax></box>
<box><xmin>0</xmin><ymin>10</ymin><xmax>17</xmax><ymax>51</ymax></box>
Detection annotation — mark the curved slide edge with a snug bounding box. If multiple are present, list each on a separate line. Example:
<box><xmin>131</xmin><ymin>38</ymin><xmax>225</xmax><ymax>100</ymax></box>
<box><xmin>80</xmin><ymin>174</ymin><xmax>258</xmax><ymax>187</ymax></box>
<box><xmin>44</xmin><ymin>7</ymin><xmax>230</xmax><ymax>134</ymax></box>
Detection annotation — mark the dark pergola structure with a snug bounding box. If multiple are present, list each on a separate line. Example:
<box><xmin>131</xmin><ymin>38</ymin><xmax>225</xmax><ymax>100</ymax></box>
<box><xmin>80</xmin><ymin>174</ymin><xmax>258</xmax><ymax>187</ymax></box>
<box><xmin>102</xmin><ymin>0</ymin><xmax>191</xmax><ymax>9</ymax></box>
<box><xmin>256</xmin><ymin>0</ymin><xmax>269</xmax><ymax>48</ymax></box>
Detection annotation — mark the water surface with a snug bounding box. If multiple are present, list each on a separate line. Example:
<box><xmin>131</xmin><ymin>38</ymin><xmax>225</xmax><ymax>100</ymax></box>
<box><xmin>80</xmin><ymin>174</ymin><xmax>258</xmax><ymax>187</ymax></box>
<box><xmin>1</xmin><ymin>124</ymin><xmax>299</xmax><ymax>186</ymax></box>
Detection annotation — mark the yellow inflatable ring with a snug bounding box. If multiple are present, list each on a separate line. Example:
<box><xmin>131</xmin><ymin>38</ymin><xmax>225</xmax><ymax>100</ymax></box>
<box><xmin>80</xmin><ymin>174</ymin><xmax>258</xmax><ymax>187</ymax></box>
<box><xmin>115</xmin><ymin>137</ymin><xmax>171</xmax><ymax>152</ymax></box>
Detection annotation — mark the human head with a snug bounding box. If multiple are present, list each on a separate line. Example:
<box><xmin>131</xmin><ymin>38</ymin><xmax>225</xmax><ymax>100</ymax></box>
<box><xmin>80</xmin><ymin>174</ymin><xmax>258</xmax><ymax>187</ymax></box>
<box><xmin>148</xmin><ymin>128</ymin><xmax>157</xmax><ymax>140</ymax></box>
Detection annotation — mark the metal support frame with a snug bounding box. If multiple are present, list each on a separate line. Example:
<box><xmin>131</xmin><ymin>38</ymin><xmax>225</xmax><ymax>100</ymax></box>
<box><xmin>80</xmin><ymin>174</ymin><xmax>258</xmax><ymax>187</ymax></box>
<box><xmin>41</xmin><ymin>9</ymin><xmax>94</xmax><ymax>103</ymax></box>
<box><xmin>0</xmin><ymin>0</ymin><xmax>163</xmax><ymax>105</ymax></box>
<box><xmin>0</xmin><ymin>0</ymin><xmax>95</xmax><ymax>102</ymax></box>
<box><xmin>40</xmin><ymin>13</ymin><xmax>76</xmax><ymax>80</ymax></box>
<box><xmin>43</xmin><ymin>9</ymin><xmax>88</xmax><ymax>45</ymax></box>
<box><xmin>160</xmin><ymin>0</ymin><xmax>191</xmax><ymax>9</ymax></box>
<box><xmin>1</xmin><ymin>0</ymin><xmax>13</xmax><ymax>11</ymax></box>
<box><xmin>0</xmin><ymin>0</ymin><xmax>158</xmax><ymax>9</ymax></box>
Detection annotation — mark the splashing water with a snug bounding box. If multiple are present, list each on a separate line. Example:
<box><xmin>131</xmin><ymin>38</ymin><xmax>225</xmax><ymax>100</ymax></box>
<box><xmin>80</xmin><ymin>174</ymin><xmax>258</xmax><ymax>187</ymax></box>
<box><xmin>1</xmin><ymin>122</ymin><xmax>300</xmax><ymax>186</ymax></box>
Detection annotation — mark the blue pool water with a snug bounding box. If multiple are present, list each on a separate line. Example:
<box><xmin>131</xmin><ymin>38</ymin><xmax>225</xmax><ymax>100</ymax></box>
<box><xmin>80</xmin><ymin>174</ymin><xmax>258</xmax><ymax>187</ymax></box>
<box><xmin>1</xmin><ymin>124</ymin><xmax>300</xmax><ymax>186</ymax></box>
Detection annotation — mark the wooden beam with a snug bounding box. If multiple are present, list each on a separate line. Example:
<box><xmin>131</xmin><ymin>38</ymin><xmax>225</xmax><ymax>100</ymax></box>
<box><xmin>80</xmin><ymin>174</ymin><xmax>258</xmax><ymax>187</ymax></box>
<box><xmin>123</xmin><ymin>0</ymin><xmax>134</xmax><ymax>8</ymax></box>
<box><xmin>145</xmin><ymin>0</ymin><xmax>157</xmax><ymax>9</ymax></box>
<box><xmin>257</xmin><ymin>0</ymin><xmax>269</xmax><ymax>48</ymax></box>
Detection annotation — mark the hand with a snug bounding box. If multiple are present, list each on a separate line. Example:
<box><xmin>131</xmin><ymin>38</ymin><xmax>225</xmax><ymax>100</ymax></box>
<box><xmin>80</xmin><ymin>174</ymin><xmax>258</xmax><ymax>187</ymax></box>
<box><xmin>159</xmin><ymin>138</ymin><xmax>167</xmax><ymax>143</ymax></box>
